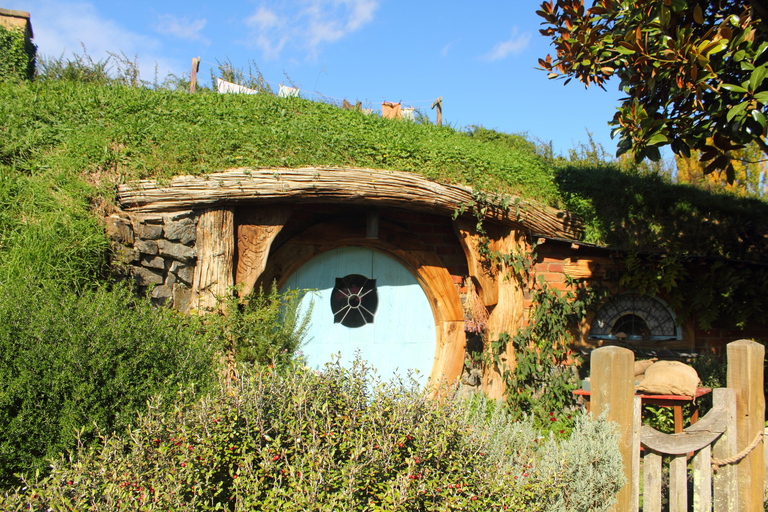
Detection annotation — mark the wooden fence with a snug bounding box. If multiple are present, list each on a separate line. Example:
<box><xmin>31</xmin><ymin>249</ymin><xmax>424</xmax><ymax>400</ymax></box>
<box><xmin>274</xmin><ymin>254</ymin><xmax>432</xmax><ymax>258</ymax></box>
<box><xmin>590</xmin><ymin>340</ymin><xmax>765</xmax><ymax>512</ymax></box>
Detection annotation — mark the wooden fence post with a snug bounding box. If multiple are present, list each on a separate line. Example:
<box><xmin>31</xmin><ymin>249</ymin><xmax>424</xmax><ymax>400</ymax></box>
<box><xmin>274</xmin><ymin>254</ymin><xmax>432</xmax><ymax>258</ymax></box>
<box><xmin>190</xmin><ymin>57</ymin><xmax>200</xmax><ymax>93</ymax></box>
<box><xmin>591</xmin><ymin>346</ymin><xmax>635</xmax><ymax>512</ymax></box>
<box><xmin>712</xmin><ymin>387</ymin><xmax>738</xmax><ymax>512</ymax></box>
<box><xmin>727</xmin><ymin>339</ymin><xmax>765</xmax><ymax>512</ymax></box>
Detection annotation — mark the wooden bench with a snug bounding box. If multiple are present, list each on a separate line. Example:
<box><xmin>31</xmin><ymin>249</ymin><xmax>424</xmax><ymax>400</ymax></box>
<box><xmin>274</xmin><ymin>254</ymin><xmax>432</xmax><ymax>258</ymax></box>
<box><xmin>574</xmin><ymin>387</ymin><xmax>712</xmax><ymax>433</ymax></box>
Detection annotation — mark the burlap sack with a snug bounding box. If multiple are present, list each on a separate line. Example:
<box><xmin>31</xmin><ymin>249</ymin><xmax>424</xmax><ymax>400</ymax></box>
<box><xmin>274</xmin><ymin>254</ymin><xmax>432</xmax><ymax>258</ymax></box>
<box><xmin>635</xmin><ymin>360</ymin><xmax>700</xmax><ymax>397</ymax></box>
<box><xmin>634</xmin><ymin>358</ymin><xmax>658</xmax><ymax>376</ymax></box>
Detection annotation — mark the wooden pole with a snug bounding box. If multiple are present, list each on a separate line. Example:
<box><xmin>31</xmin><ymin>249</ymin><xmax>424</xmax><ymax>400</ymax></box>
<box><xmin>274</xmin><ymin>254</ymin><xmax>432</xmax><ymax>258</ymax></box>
<box><xmin>726</xmin><ymin>339</ymin><xmax>765</xmax><ymax>512</ymax></box>
<box><xmin>191</xmin><ymin>207</ymin><xmax>234</xmax><ymax>312</ymax></box>
<box><xmin>431</xmin><ymin>96</ymin><xmax>442</xmax><ymax>126</ymax></box>
<box><xmin>591</xmin><ymin>346</ymin><xmax>635</xmax><ymax>512</ymax></box>
<box><xmin>190</xmin><ymin>57</ymin><xmax>200</xmax><ymax>93</ymax></box>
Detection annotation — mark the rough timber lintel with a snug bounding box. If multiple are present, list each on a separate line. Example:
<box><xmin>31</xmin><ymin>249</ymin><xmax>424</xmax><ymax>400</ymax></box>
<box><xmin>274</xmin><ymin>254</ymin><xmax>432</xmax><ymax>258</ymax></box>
<box><xmin>116</xmin><ymin>167</ymin><xmax>583</xmax><ymax>240</ymax></box>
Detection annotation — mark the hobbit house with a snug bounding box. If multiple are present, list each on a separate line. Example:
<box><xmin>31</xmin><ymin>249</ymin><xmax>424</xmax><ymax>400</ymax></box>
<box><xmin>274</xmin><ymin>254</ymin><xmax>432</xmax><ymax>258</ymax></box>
<box><xmin>110</xmin><ymin>166</ymin><xmax>768</xmax><ymax>398</ymax></box>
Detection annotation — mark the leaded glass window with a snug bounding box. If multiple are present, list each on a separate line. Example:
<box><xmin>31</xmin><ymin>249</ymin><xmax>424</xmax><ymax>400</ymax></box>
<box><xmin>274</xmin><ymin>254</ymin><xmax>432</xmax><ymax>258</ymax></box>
<box><xmin>589</xmin><ymin>294</ymin><xmax>679</xmax><ymax>341</ymax></box>
<box><xmin>331</xmin><ymin>274</ymin><xmax>378</xmax><ymax>328</ymax></box>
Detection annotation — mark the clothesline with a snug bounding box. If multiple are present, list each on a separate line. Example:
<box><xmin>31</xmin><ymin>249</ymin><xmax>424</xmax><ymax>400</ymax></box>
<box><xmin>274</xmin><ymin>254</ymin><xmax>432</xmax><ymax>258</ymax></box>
<box><xmin>198</xmin><ymin>59</ymin><xmax>436</xmax><ymax>108</ymax></box>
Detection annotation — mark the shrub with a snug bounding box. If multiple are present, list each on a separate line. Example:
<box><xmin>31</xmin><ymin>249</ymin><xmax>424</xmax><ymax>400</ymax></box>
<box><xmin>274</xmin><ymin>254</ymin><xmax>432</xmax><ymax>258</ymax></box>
<box><xmin>0</xmin><ymin>279</ymin><xmax>221</xmax><ymax>488</ymax></box>
<box><xmin>219</xmin><ymin>285</ymin><xmax>311</xmax><ymax>367</ymax></box>
<box><xmin>0</xmin><ymin>24</ymin><xmax>35</xmax><ymax>82</ymax></box>
<box><xmin>1</xmin><ymin>358</ymin><xmax>624</xmax><ymax>511</ymax></box>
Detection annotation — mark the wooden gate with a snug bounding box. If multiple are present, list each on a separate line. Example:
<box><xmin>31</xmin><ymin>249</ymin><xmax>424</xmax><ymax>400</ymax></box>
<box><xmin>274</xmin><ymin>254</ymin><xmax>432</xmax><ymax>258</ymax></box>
<box><xmin>589</xmin><ymin>340</ymin><xmax>765</xmax><ymax>512</ymax></box>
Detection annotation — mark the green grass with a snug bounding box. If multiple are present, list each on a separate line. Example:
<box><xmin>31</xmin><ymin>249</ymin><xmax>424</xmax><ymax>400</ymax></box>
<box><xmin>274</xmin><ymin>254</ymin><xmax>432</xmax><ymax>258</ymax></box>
<box><xmin>0</xmin><ymin>80</ymin><xmax>560</xmax><ymax>199</ymax></box>
<box><xmin>4</xmin><ymin>78</ymin><xmax>766</xmax><ymax>268</ymax></box>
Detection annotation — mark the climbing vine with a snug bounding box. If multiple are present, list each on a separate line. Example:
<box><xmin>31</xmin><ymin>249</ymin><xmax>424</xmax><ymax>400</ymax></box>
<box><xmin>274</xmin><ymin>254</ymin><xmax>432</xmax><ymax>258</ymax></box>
<box><xmin>458</xmin><ymin>195</ymin><xmax>604</xmax><ymax>435</ymax></box>
<box><xmin>0</xmin><ymin>25</ymin><xmax>36</xmax><ymax>82</ymax></box>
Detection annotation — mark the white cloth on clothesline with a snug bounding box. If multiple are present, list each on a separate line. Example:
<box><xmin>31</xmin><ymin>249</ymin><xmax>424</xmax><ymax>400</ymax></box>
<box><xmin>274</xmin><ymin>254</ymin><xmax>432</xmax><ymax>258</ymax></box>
<box><xmin>278</xmin><ymin>85</ymin><xmax>300</xmax><ymax>98</ymax></box>
<box><xmin>216</xmin><ymin>78</ymin><xmax>258</xmax><ymax>95</ymax></box>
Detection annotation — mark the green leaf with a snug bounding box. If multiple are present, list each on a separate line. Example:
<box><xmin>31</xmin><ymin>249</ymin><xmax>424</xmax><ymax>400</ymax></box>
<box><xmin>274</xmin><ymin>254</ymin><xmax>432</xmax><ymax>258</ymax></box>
<box><xmin>754</xmin><ymin>91</ymin><xmax>768</xmax><ymax>104</ymax></box>
<box><xmin>750</xmin><ymin>110</ymin><xmax>766</xmax><ymax>130</ymax></box>
<box><xmin>720</xmin><ymin>83</ymin><xmax>747</xmax><ymax>94</ymax></box>
<box><xmin>647</xmin><ymin>132</ymin><xmax>669</xmax><ymax>146</ymax></box>
<box><xmin>749</xmin><ymin>66</ymin><xmax>766</xmax><ymax>92</ymax></box>
<box><xmin>726</xmin><ymin>101</ymin><xmax>748</xmax><ymax>121</ymax></box>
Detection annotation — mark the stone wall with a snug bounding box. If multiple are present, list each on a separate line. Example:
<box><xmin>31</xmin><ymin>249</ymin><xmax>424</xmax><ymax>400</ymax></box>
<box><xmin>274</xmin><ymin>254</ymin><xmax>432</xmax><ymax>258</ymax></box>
<box><xmin>106</xmin><ymin>210</ymin><xmax>198</xmax><ymax>311</ymax></box>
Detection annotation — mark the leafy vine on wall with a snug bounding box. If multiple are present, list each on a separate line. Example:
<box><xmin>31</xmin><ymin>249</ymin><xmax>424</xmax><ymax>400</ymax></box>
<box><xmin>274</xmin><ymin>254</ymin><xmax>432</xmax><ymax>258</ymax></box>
<box><xmin>458</xmin><ymin>195</ymin><xmax>601</xmax><ymax>434</ymax></box>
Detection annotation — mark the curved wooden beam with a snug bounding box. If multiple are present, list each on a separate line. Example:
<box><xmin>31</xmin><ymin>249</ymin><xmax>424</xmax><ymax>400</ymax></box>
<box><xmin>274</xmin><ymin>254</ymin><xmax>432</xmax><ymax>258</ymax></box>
<box><xmin>640</xmin><ymin>407</ymin><xmax>728</xmax><ymax>455</ymax></box>
<box><xmin>117</xmin><ymin>167</ymin><xmax>583</xmax><ymax>240</ymax></box>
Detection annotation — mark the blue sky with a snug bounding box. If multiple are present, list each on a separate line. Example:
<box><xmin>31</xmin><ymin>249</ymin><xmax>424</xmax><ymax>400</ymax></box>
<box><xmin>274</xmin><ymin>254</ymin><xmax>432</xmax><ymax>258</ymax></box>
<box><xmin>7</xmin><ymin>0</ymin><xmax>628</xmax><ymax>157</ymax></box>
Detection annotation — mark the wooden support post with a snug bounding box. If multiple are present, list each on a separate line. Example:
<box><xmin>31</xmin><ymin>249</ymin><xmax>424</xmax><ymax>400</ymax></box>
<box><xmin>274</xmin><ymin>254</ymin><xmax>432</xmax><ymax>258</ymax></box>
<box><xmin>712</xmin><ymin>387</ymin><xmax>738</xmax><ymax>512</ymax></box>
<box><xmin>366</xmin><ymin>209</ymin><xmax>379</xmax><ymax>239</ymax></box>
<box><xmin>481</xmin><ymin>226</ymin><xmax>525</xmax><ymax>399</ymax></box>
<box><xmin>431</xmin><ymin>96</ymin><xmax>442</xmax><ymax>126</ymax></box>
<box><xmin>591</xmin><ymin>346</ymin><xmax>635</xmax><ymax>512</ymax></box>
<box><xmin>190</xmin><ymin>56</ymin><xmax>200</xmax><ymax>93</ymax></box>
<box><xmin>191</xmin><ymin>207</ymin><xmax>234</xmax><ymax>312</ymax></box>
<box><xmin>235</xmin><ymin>206</ymin><xmax>291</xmax><ymax>297</ymax></box>
<box><xmin>452</xmin><ymin>216</ymin><xmax>498</xmax><ymax>306</ymax></box>
<box><xmin>727</xmin><ymin>339</ymin><xmax>765</xmax><ymax>512</ymax></box>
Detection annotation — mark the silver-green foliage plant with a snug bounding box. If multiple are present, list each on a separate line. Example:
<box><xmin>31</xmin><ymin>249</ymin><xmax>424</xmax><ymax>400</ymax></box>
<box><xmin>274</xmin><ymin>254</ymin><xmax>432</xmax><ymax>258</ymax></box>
<box><xmin>1</xmin><ymin>358</ymin><xmax>624</xmax><ymax>511</ymax></box>
<box><xmin>465</xmin><ymin>395</ymin><xmax>625</xmax><ymax>512</ymax></box>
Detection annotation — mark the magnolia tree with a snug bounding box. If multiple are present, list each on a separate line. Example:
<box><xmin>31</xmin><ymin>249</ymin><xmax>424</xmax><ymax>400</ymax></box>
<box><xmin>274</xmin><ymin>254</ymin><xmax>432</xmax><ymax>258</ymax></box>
<box><xmin>538</xmin><ymin>0</ymin><xmax>768</xmax><ymax>182</ymax></box>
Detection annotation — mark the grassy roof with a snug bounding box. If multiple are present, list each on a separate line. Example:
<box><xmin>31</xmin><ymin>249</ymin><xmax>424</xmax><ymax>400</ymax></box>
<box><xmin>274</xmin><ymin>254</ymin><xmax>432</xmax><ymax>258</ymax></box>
<box><xmin>1</xmin><ymin>78</ymin><xmax>767</xmax><ymax>284</ymax></box>
<box><xmin>1</xmin><ymin>80</ymin><xmax>560</xmax><ymax>201</ymax></box>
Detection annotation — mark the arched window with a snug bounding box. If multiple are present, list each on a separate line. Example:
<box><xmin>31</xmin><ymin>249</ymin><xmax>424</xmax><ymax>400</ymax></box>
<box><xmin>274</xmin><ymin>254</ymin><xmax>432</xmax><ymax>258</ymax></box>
<box><xmin>589</xmin><ymin>293</ymin><xmax>680</xmax><ymax>341</ymax></box>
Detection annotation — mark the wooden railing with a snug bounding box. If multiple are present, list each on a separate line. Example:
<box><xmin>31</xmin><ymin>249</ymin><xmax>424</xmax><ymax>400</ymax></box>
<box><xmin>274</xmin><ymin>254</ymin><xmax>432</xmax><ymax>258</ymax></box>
<box><xmin>589</xmin><ymin>340</ymin><xmax>765</xmax><ymax>512</ymax></box>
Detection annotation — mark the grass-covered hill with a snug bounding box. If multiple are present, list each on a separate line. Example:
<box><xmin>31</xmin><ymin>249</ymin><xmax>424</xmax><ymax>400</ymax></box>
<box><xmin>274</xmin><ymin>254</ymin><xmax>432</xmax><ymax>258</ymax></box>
<box><xmin>4</xmin><ymin>78</ymin><xmax>768</xmax><ymax>271</ymax></box>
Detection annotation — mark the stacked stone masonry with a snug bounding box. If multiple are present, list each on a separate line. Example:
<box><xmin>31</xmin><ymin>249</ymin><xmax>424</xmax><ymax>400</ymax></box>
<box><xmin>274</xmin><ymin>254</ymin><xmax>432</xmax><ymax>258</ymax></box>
<box><xmin>106</xmin><ymin>210</ymin><xmax>198</xmax><ymax>311</ymax></box>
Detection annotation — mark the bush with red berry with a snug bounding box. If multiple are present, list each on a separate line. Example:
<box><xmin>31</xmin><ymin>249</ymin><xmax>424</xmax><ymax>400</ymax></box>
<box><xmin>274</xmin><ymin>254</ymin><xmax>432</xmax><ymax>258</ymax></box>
<box><xmin>1</xmin><ymin>358</ymin><xmax>623</xmax><ymax>511</ymax></box>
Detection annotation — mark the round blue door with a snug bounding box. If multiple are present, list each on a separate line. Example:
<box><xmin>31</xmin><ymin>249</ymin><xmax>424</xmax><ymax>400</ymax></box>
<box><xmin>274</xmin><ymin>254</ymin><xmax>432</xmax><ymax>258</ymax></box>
<box><xmin>280</xmin><ymin>247</ymin><xmax>437</xmax><ymax>385</ymax></box>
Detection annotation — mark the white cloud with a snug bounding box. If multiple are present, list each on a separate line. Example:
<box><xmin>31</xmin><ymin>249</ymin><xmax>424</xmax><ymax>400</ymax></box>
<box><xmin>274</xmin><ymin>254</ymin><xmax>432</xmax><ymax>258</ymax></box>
<box><xmin>483</xmin><ymin>28</ymin><xmax>531</xmax><ymax>61</ymax></box>
<box><xmin>245</xmin><ymin>0</ymin><xmax>379</xmax><ymax>61</ymax></box>
<box><xmin>15</xmin><ymin>0</ymin><xmax>177</xmax><ymax>82</ymax></box>
<box><xmin>247</xmin><ymin>7</ymin><xmax>285</xmax><ymax>31</ymax></box>
<box><xmin>154</xmin><ymin>14</ymin><xmax>209</xmax><ymax>44</ymax></box>
<box><xmin>441</xmin><ymin>40</ymin><xmax>457</xmax><ymax>58</ymax></box>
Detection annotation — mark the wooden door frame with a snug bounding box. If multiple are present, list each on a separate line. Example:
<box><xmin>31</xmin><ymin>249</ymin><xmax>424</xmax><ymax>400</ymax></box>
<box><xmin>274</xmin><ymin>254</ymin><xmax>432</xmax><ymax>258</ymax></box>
<box><xmin>252</xmin><ymin>220</ymin><xmax>466</xmax><ymax>390</ymax></box>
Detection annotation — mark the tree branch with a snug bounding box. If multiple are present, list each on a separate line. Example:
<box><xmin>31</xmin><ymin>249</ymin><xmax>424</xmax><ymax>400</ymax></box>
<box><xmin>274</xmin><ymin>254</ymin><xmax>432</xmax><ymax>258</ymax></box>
<box><xmin>754</xmin><ymin>135</ymin><xmax>768</xmax><ymax>157</ymax></box>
